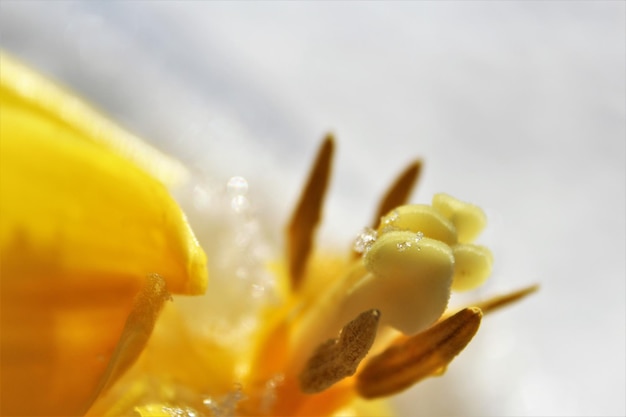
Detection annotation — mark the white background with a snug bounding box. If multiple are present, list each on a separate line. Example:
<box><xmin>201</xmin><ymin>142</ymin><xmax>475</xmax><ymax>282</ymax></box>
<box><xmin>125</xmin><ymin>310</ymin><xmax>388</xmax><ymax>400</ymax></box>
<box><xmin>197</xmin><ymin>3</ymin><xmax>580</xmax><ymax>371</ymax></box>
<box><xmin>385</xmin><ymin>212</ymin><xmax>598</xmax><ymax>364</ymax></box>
<box><xmin>1</xmin><ymin>2</ymin><xmax>624</xmax><ymax>416</ymax></box>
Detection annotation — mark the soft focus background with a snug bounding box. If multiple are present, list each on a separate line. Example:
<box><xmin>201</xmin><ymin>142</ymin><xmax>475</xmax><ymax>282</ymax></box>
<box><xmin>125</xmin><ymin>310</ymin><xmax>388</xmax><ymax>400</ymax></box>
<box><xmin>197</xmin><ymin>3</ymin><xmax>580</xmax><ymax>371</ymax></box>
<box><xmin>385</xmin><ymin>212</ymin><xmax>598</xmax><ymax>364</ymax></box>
<box><xmin>1</xmin><ymin>2</ymin><xmax>624</xmax><ymax>416</ymax></box>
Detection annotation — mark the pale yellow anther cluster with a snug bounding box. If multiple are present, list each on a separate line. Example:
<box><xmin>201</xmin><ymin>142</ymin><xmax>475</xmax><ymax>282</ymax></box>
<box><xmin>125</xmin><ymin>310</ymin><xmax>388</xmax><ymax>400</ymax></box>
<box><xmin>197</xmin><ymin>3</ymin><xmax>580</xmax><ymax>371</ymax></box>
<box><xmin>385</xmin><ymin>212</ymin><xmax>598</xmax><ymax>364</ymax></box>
<box><xmin>355</xmin><ymin>193</ymin><xmax>493</xmax><ymax>336</ymax></box>
<box><xmin>295</xmin><ymin>194</ymin><xmax>493</xmax><ymax>372</ymax></box>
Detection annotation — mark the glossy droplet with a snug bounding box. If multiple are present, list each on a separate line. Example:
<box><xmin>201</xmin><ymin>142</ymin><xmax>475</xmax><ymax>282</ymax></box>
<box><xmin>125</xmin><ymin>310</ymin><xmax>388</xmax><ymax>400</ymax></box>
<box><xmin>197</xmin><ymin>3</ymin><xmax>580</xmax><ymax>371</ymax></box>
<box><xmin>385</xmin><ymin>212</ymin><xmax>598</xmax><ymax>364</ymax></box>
<box><xmin>202</xmin><ymin>384</ymin><xmax>246</xmax><ymax>416</ymax></box>
<box><xmin>227</xmin><ymin>176</ymin><xmax>248</xmax><ymax>196</ymax></box>
<box><xmin>231</xmin><ymin>195</ymin><xmax>250</xmax><ymax>213</ymax></box>
<box><xmin>354</xmin><ymin>227</ymin><xmax>378</xmax><ymax>254</ymax></box>
<box><xmin>379</xmin><ymin>209</ymin><xmax>400</xmax><ymax>234</ymax></box>
<box><xmin>396</xmin><ymin>241</ymin><xmax>412</xmax><ymax>252</ymax></box>
<box><xmin>383</xmin><ymin>209</ymin><xmax>399</xmax><ymax>225</ymax></box>
<box><xmin>396</xmin><ymin>232</ymin><xmax>424</xmax><ymax>252</ymax></box>
<box><xmin>378</xmin><ymin>205</ymin><xmax>457</xmax><ymax>245</ymax></box>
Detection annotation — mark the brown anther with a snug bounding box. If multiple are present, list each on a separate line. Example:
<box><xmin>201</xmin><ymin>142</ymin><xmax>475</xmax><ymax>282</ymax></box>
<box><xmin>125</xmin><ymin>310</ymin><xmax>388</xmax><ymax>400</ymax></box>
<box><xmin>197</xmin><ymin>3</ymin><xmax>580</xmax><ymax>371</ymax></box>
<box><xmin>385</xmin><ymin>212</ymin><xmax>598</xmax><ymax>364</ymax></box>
<box><xmin>352</xmin><ymin>160</ymin><xmax>421</xmax><ymax>258</ymax></box>
<box><xmin>89</xmin><ymin>274</ymin><xmax>170</xmax><ymax>404</ymax></box>
<box><xmin>356</xmin><ymin>307</ymin><xmax>482</xmax><ymax>399</ymax></box>
<box><xmin>472</xmin><ymin>284</ymin><xmax>539</xmax><ymax>315</ymax></box>
<box><xmin>299</xmin><ymin>309</ymin><xmax>380</xmax><ymax>394</ymax></box>
<box><xmin>287</xmin><ymin>135</ymin><xmax>334</xmax><ymax>290</ymax></box>
<box><xmin>372</xmin><ymin>160</ymin><xmax>422</xmax><ymax>229</ymax></box>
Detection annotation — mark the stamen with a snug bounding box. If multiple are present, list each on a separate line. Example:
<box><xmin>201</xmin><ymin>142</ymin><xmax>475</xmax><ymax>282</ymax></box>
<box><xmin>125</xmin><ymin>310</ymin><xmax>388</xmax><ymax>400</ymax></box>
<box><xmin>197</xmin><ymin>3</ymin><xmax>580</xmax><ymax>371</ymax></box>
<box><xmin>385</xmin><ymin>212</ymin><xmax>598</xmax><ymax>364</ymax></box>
<box><xmin>371</xmin><ymin>160</ymin><xmax>422</xmax><ymax>230</ymax></box>
<box><xmin>290</xmin><ymin>229</ymin><xmax>454</xmax><ymax>365</ymax></box>
<box><xmin>432</xmin><ymin>193</ymin><xmax>487</xmax><ymax>243</ymax></box>
<box><xmin>377</xmin><ymin>204</ymin><xmax>457</xmax><ymax>245</ymax></box>
<box><xmin>299</xmin><ymin>309</ymin><xmax>380</xmax><ymax>394</ymax></box>
<box><xmin>353</xmin><ymin>227</ymin><xmax>378</xmax><ymax>254</ymax></box>
<box><xmin>451</xmin><ymin>243</ymin><xmax>494</xmax><ymax>291</ymax></box>
<box><xmin>89</xmin><ymin>274</ymin><xmax>171</xmax><ymax>405</ymax></box>
<box><xmin>360</xmin><ymin>231</ymin><xmax>454</xmax><ymax>335</ymax></box>
<box><xmin>471</xmin><ymin>284</ymin><xmax>539</xmax><ymax>315</ymax></box>
<box><xmin>286</xmin><ymin>135</ymin><xmax>334</xmax><ymax>291</ymax></box>
<box><xmin>356</xmin><ymin>307</ymin><xmax>482</xmax><ymax>399</ymax></box>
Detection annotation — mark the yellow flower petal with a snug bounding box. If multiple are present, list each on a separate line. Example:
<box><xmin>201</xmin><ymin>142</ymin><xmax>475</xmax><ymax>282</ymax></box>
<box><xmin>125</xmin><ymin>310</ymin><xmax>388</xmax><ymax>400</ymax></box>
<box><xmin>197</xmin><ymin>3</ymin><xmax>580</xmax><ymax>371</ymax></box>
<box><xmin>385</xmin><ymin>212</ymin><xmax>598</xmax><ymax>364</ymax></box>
<box><xmin>0</xmin><ymin>52</ymin><xmax>188</xmax><ymax>186</ymax></box>
<box><xmin>0</xmin><ymin>98</ymin><xmax>207</xmax><ymax>296</ymax></box>
<box><xmin>0</xmin><ymin>53</ymin><xmax>208</xmax><ymax>416</ymax></box>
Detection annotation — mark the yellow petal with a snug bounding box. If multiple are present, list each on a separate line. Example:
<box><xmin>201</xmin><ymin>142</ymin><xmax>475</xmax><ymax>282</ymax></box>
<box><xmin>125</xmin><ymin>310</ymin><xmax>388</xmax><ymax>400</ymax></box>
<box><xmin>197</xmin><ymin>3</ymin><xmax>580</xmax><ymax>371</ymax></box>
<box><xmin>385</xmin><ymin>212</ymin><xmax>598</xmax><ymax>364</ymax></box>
<box><xmin>0</xmin><ymin>105</ymin><xmax>207</xmax><ymax>295</ymax></box>
<box><xmin>0</xmin><ymin>52</ymin><xmax>188</xmax><ymax>186</ymax></box>
<box><xmin>0</xmin><ymin>54</ymin><xmax>208</xmax><ymax>415</ymax></box>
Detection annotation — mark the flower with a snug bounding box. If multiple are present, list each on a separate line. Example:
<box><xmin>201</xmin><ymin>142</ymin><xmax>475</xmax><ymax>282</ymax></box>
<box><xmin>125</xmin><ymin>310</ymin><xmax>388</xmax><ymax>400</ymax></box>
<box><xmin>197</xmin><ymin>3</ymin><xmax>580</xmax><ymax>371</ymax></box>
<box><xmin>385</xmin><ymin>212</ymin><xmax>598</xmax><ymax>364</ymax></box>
<box><xmin>0</xmin><ymin>52</ymin><xmax>536</xmax><ymax>417</ymax></box>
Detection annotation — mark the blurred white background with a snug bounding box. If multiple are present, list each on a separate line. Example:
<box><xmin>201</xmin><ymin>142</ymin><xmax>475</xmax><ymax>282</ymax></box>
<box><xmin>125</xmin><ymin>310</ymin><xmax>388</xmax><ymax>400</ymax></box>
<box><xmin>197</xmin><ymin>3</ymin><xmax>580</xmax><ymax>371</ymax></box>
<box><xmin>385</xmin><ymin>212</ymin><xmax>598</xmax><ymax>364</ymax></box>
<box><xmin>1</xmin><ymin>2</ymin><xmax>624</xmax><ymax>416</ymax></box>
